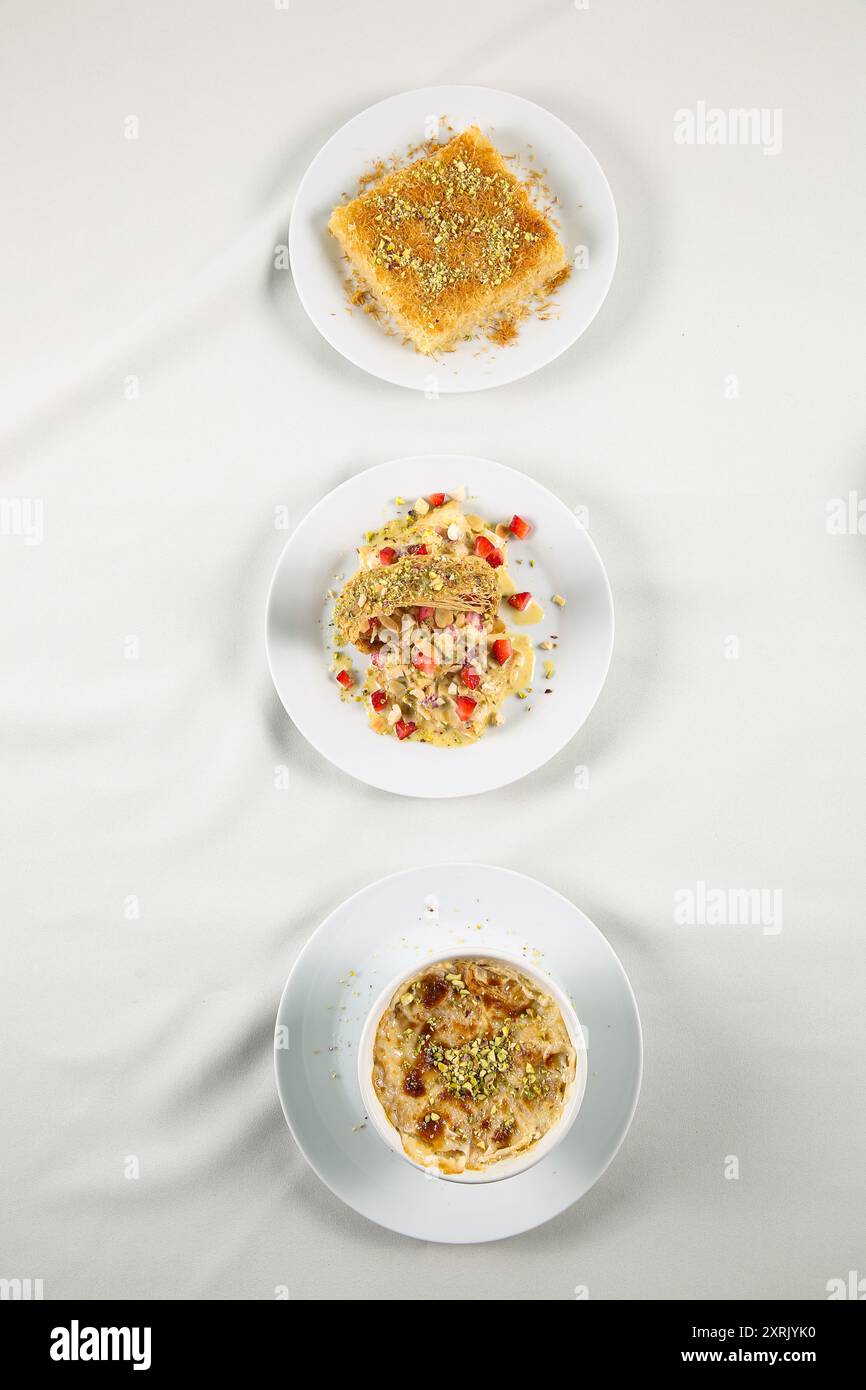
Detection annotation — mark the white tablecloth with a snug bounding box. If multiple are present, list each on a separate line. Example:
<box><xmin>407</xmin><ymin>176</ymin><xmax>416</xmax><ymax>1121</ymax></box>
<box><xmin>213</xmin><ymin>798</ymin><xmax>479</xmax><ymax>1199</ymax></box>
<box><xmin>2</xmin><ymin>0</ymin><xmax>864</xmax><ymax>1300</ymax></box>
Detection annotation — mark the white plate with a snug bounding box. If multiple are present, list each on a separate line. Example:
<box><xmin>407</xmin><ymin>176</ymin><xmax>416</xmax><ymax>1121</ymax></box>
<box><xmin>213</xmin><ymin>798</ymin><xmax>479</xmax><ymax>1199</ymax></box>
<box><xmin>289</xmin><ymin>85</ymin><xmax>618</xmax><ymax>393</ymax></box>
<box><xmin>265</xmin><ymin>454</ymin><xmax>614</xmax><ymax>799</ymax></box>
<box><xmin>273</xmin><ymin>864</ymin><xmax>643</xmax><ymax>1244</ymax></box>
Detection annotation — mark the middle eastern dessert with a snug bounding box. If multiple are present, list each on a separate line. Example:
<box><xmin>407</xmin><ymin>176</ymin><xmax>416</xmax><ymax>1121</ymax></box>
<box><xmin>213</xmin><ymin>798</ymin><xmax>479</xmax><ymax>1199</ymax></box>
<box><xmin>331</xmin><ymin>490</ymin><xmax>544</xmax><ymax>745</ymax></box>
<box><xmin>371</xmin><ymin>957</ymin><xmax>577</xmax><ymax>1174</ymax></box>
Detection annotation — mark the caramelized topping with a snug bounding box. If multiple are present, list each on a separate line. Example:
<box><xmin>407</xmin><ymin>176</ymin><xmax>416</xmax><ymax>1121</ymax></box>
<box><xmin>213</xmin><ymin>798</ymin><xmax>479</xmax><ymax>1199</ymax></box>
<box><xmin>417</xmin><ymin>1113</ymin><xmax>444</xmax><ymax>1144</ymax></box>
<box><xmin>419</xmin><ymin>974</ymin><xmax>448</xmax><ymax>1008</ymax></box>
<box><xmin>402</xmin><ymin>1065</ymin><xmax>426</xmax><ymax>1098</ymax></box>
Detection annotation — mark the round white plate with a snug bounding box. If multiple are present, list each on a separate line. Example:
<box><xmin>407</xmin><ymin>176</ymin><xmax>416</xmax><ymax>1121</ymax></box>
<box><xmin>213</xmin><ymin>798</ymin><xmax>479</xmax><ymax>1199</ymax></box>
<box><xmin>289</xmin><ymin>85</ymin><xmax>618</xmax><ymax>393</ymax></box>
<box><xmin>265</xmin><ymin>454</ymin><xmax>614</xmax><ymax>799</ymax></box>
<box><xmin>274</xmin><ymin>864</ymin><xmax>643</xmax><ymax>1244</ymax></box>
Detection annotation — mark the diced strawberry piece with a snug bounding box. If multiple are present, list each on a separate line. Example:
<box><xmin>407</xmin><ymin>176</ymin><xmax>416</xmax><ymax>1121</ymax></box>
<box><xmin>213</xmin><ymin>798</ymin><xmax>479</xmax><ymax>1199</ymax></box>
<box><xmin>379</xmin><ymin>547</ymin><xmax>397</xmax><ymax>565</ymax></box>
<box><xmin>456</xmin><ymin>696</ymin><xmax>477</xmax><ymax>722</ymax></box>
<box><xmin>407</xmin><ymin>543</ymin><xmax>428</xmax><ymax>555</ymax></box>
<box><xmin>507</xmin><ymin>591</ymin><xmax>532</xmax><ymax>611</ymax></box>
<box><xmin>475</xmin><ymin>534</ymin><xmax>503</xmax><ymax>566</ymax></box>
<box><xmin>395</xmin><ymin>719</ymin><xmax>416</xmax><ymax>741</ymax></box>
<box><xmin>366</xmin><ymin>616</ymin><xmax>380</xmax><ymax>634</ymax></box>
<box><xmin>370</xmin><ymin>690</ymin><xmax>388</xmax><ymax>711</ymax></box>
<box><xmin>492</xmin><ymin>638</ymin><xmax>513</xmax><ymax>666</ymax></box>
<box><xmin>509</xmin><ymin>514</ymin><xmax>532</xmax><ymax>540</ymax></box>
<box><xmin>427</xmin><ymin>492</ymin><xmax>446</xmax><ymax>508</ymax></box>
<box><xmin>461</xmin><ymin>665</ymin><xmax>480</xmax><ymax>689</ymax></box>
<box><xmin>416</xmin><ymin>605</ymin><xmax>435</xmax><ymax>622</ymax></box>
<box><xmin>335</xmin><ymin>669</ymin><xmax>353</xmax><ymax>689</ymax></box>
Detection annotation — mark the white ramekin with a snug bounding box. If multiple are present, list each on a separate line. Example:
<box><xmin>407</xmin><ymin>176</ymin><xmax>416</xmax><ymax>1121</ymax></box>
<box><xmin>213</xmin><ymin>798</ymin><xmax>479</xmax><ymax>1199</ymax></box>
<box><xmin>357</xmin><ymin>949</ymin><xmax>587</xmax><ymax>1184</ymax></box>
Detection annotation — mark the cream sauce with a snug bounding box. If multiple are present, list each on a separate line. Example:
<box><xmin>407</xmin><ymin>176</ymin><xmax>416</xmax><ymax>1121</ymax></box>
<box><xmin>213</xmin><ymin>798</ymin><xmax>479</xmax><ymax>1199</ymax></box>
<box><xmin>507</xmin><ymin>598</ymin><xmax>544</xmax><ymax>626</ymax></box>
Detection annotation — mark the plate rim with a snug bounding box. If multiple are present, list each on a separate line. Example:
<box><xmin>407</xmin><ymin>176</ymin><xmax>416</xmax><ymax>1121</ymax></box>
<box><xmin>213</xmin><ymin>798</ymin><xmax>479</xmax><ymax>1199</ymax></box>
<box><xmin>288</xmin><ymin>82</ymin><xmax>620</xmax><ymax>394</ymax></box>
<box><xmin>273</xmin><ymin>861</ymin><xmax>644</xmax><ymax>1244</ymax></box>
<box><xmin>264</xmin><ymin>452</ymin><xmax>616</xmax><ymax>799</ymax></box>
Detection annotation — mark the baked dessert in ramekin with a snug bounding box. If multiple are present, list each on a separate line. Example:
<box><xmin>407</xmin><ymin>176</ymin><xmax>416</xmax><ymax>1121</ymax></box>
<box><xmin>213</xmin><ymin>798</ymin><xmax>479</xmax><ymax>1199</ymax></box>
<box><xmin>358</xmin><ymin>951</ymin><xmax>585</xmax><ymax>1182</ymax></box>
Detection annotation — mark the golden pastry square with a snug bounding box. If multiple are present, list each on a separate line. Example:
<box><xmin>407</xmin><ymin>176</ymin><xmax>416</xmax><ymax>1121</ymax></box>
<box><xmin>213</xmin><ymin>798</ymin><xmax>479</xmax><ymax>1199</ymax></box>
<box><xmin>328</xmin><ymin>127</ymin><xmax>567</xmax><ymax>354</ymax></box>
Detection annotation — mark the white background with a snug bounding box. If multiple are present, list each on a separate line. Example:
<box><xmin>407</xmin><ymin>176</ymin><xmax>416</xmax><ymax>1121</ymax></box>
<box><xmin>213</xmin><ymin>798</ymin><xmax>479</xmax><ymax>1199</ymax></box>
<box><xmin>2</xmin><ymin>0</ymin><xmax>865</xmax><ymax>1300</ymax></box>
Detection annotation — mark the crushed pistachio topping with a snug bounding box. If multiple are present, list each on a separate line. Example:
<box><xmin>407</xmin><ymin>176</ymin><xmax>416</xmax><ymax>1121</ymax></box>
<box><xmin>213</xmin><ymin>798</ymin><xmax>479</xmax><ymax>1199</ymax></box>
<box><xmin>422</xmin><ymin>1023</ymin><xmax>517</xmax><ymax>1102</ymax></box>
<box><xmin>521</xmin><ymin>1061</ymin><xmax>550</xmax><ymax>1102</ymax></box>
<box><xmin>357</xmin><ymin>133</ymin><xmax>546</xmax><ymax>305</ymax></box>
